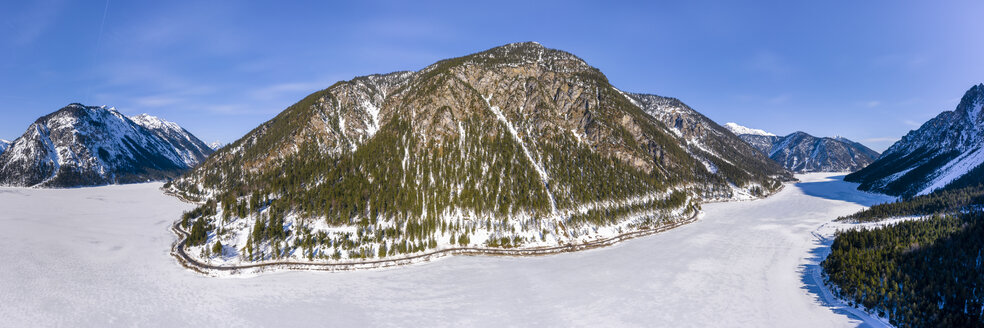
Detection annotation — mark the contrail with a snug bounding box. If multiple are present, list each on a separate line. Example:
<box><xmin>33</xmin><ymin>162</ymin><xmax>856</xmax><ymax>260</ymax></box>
<box><xmin>85</xmin><ymin>0</ymin><xmax>110</xmax><ymax>104</ymax></box>
<box><xmin>95</xmin><ymin>0</ymin><xmax>110</xmax><ymax>47</ymax></box>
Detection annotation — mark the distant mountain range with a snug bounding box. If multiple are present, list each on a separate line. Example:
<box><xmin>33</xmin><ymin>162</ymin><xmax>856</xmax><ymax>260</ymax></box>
<box><xmin>726</xmin><ymin>123</ymin><xmax>880</xmax><ymax>173</ymax></box>
<box><xmin>846</xmin><ymin>84</ymin><xmax>984</xmax><ymax>196</ymax></box>
<box><xmin>0</xmin><ymin>103</ymin><xmax>212</xmax><ymax>187</ymax></box>
<box><xmin>0</xmin><ymin>139</ymin><xmax>9</xmax><ymax>155</ymax></box>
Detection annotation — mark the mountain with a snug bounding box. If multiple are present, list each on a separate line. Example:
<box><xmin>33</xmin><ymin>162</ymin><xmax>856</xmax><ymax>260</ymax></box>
<box><xmin>0</xmin><ymin>139</ymin><xmax>9</xmax><ymax>155</ymax></box>
<box><xmin>731</xmin><ymin>126</ymin><xmax>880</xmax><ymax>173</ymax></box>
<box><xmin>208</xmin><ymin>141</ymin><xmax>224</xmax><ymax>150</ymax></box>
<box><xmin>724</xmin><ymin>122</ymin><xmax>775</xmax><ymax>136</ymax></box>
<box><xmin>0</xmin><ymin>104</ymin><xmax>213</xmax><ymax>187</ymax></box>
<box><xmin>626</xmin><ymin>94</ymin><xmax>792</xmax><ymax>198</ymax></box>
<box><xmin>129</xmin><ymin>114</ymin><xmax>214</xmax><ymax>168</ymax></box>
<box><xmin>165</xmin><ymin>42</ymin><xmax>791</xmax><ymax>267</ymax></box>
<box><xmin>845</xmin><ymin>83</ymin><xmax>984</xmax><ymax>196</ymax></box>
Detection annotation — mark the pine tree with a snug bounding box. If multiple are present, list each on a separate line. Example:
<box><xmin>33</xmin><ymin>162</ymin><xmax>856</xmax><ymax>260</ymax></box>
<box><xmin>212</xmin><ymin>240</ymin><xmax>223</xmax><ymax>256</ymax></box>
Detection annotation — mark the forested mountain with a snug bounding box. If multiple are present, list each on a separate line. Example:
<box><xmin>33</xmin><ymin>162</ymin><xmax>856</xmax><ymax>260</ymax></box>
<box><xmin>846</xmin><ymin>84</ymin><xmax>984</xmax><ymax>196</ymax></box>
<box><xmin>628</xmin><ymin>94</ymin><xmax>792</xmax><ymax>197</ymax></box>
<box><xmin>727</xmin><ymin>124</ymin><xmax>879</xmax><ymax>173</ymax></box>
<box><xmin>166</xmin><ymin>42</ymin><xmax>791</xmax><ymax>266</ymax></box>
<box><xmin>0</xmin><ymin>104</ymin><xmax>212</xmax><ymax>187</ymax></box>
<box><xmin>822</xmin><ymin>183</ymin><xmax>984</xmax><ymax>327</ymax></box>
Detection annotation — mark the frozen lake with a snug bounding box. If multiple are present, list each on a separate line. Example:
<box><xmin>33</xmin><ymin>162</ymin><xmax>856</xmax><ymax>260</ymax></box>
<box><xmin>0</xmin><ymin>173</ymin><xmax>893</xmax><ymax>327</ymax></box>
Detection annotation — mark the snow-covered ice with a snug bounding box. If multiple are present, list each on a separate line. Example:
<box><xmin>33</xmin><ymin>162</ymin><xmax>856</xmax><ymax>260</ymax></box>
<box><xmin>0</xmin><ymin>173</ymin><xmax>893</xmax><ymax>327</ymax></box>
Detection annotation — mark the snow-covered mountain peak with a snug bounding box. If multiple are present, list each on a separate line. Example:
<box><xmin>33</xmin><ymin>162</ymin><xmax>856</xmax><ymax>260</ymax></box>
<box><xmin>0</xmin><ymin>139</ymin><xmax>10</xmax><ymax>155</ymax></box>
<box><xmin>0</xmin><ymin>103</ymin><xmax>213</xmax><ymax>187</ymax></box>
<box><xmin>129</xmin><ymin>113</ymin><xmax>181</xmax><ymax>132</ymax></box>
<box><xmin>846</xmin><ymin>83</ymin><xmax>984</xmax><ymax>196</ymax></box>
<box><xmin>724</xmin><ymin>122</ymin><xmax>776</xmax><ymax>136</ymax></box>
<box><xmin>956</xmin><ymin>83</ymin><xmax>984</xmax><ymax>124</ymax></box>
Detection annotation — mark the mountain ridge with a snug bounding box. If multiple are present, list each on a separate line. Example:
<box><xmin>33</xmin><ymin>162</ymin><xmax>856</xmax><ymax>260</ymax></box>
<box><xmin>0</xmin><ymin>103</ymin><xmax>213</xmax><ymax>187</ymax></box>
<box><xmin>845</xmin><ymin>83</ymin><xmax>984</xmax><ymax>196</ymax></box>
<box><xmin>731</xmin><ymin>126</ymin><xmax>879</xmax><ymax>173</ymax></box>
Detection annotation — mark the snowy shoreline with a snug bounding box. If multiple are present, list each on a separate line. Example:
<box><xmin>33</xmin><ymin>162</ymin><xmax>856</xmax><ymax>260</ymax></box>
<box><xmin>170</xmin><ymin>210</ymin><xmax>701</xmax><ymax>277</ymax></box>
<box><xmin>164</xmin><ymin>179</ymin><xmax>787</xmax><ymax>276</ymax></box>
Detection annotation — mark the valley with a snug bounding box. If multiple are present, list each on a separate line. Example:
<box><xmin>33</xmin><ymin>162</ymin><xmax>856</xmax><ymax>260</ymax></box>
<box><xmin>0</xmin><ymin>173</ymin><xmax>892</xmax><ymax>327</ymax></box>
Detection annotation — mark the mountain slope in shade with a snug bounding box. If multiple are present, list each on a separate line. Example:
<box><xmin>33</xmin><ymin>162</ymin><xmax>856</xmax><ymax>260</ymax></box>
<box><xmin>732</xmin><ymin>127</ymin><xmax>880</xmax><ymax>173</ymax></box>
<box><xmin>165</xmin><ymin>42</ymin><xmax>790</xmax><ymax>269</ymax></box>
<box><xmin>0</xmin><ymin>139</ymin><xmax>9</xmax><ymax>155</ymax></box>
<box><xmin>846</xmin><ymin>84</ymin><xmax>984</xmax><ymax>196</ymax></box>
<box><xmin>0</xmin><ymin>104</ymin><xmax>213</xmax><ymax>187</ymax></box>
<box><xmin>129</xmin><ymin>113</ymin><xmax>214</xmax><ymax>168</ymax></box>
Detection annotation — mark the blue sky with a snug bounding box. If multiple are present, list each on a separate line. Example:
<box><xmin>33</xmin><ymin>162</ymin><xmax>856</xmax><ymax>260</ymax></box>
<box><xmin>2</xmin><ymin>1</ymin><xmax>982</xmax><ymax>151</ymax></box>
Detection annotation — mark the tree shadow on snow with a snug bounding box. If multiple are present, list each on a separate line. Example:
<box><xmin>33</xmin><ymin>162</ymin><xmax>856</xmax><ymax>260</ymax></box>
<box><xmin>794</xmin><ymin>175</ymin><xmax>894</xmax><ymax>207</ymax></box>
<box><xmin>800</xmin><ymin>233</ymin><xmax>887</xmax><ymax>328</ymax></box>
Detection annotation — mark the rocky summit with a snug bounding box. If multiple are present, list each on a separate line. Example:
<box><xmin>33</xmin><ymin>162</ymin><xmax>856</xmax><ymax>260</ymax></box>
<box><xmin>846</xmin><ymin>83</ymin><xmax>984</xmax><ymax>196</ymax></box>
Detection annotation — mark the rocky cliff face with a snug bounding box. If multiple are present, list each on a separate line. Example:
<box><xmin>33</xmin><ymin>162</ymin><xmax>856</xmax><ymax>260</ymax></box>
<box><xmin>0</xmin><ymin>104</ymin><xmax>212</xmax><ymax>187</ymax></box>
<box><xmin>166</xmin><ymin>42</ymin><xmax>790</xmax><ymax>266</ymax></box>
<box><xmin>846</xmin><ymin>84</ymin><xmax>984</xmax><ymax>196</ymax></box>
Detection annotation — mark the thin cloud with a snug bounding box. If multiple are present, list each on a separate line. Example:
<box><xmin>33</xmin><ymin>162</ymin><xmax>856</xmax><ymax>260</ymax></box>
<box><xmin>251</xmin><ymin>82</ymin><xmax>325</xmax><ymax>101</ymax></box>
<box><xmin>745</xmin><ymin>51</ymin><xmax>793</xmax><ymax>78</ymax></box>
<box><xmin>872</xmin><ymin>53</ymin><xmax>928</xmax><ymax>69</ymax></box>
<box><xmin>133</xmin><ymin>95</ymin><xmax>183</xmax><ymax>108</ymax></box>
<box><xmin>768</xmin><ymin>94</ymin><xmax>791</xmax><ymax>104</ymax></box>
<box><xmin>862</xmin><ymin>137</ymin><xmax>900</xmax><ymax>143</ymax></box>
<box><xmin>4</xmin><ymin>0</ymin><xmax>66</xmax><ymax>45</ymax></box>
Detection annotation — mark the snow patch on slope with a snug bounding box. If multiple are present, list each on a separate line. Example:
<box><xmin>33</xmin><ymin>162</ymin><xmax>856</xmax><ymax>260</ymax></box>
<box><xmin>725</xmin><ymin>122</ymin><xmax>775</xmax><ymax>136</ymax></box>
<box><xmin>918</xmin><ymin>147</ymin><xmax>984</xmax><ymax>195</ymax></box>
<box><xmin>483</xmin><ymin>94</ymin><xmax>558</xmax><ymax>217</ymax></box>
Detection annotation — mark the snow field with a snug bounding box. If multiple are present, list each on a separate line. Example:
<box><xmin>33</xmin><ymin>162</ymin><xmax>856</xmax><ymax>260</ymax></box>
<box><xmin>0</xmin><ymin>173</ymin><xmax>893</xmax><ymax>327</ymax></box>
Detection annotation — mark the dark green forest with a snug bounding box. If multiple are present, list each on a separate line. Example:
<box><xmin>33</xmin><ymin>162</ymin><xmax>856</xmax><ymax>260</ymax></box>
<box><xmin>837</xmin><ymin>184</ymin><xmax>984</xmax><ymax>223</ymax></box>
<box><xmin>822</xmin><ymin>184</ymin><xmax>984</xmax><ymax>327</ymax></box>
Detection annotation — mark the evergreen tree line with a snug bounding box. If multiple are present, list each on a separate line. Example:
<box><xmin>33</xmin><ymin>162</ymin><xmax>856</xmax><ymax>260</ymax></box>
<box><xmin>838</xmin><ymin>184</ymin><xmax>984</xmax><ymax>223</ymax></box>
<box><xmin>823</xmin><ymin>184</ymin><xmax>984</xmax><ymax>327</ymax></box>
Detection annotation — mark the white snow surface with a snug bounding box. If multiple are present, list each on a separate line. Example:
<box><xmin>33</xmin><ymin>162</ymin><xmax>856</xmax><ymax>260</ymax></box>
<box><xmin>0</xmin><ymin>173</ymin><xmax>897</xmax><ymax>327</ymax></box>
<box><xmin>918</xmin><ymin>146</ymin><xmax>984</xmax><ymax>195</ymax></box>
<box><xmin>725</xmin><ymin>122</ymin><xmax>776</xmax><ymax>136</ymax></box>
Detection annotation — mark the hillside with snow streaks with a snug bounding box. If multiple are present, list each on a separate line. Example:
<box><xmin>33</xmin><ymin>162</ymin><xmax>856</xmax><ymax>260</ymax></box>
<box><xmin>0</xmin><ymin>104</ymin><xmax>212</xmax><ymax>187</ymax></box>
<box><xmin>846</xmin><ymin>83</ymin><xmax>984</xmax><ymax>196</ymax></box>
<box><xmin>0</xmin><ymin>139</ymin><xmax>9</xmax><ymax>155</ymax></box>
<box><xmin>165</xmin><ymin>42</ymin><xmax>793</xmax><ymax>273</ymax></box>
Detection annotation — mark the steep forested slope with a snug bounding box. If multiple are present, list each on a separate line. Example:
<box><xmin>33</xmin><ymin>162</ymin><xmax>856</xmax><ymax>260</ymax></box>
<box><xmin>166</xmin><ymin>42</ymin><xmax>790</xmax><ymax>266</ymax></box>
